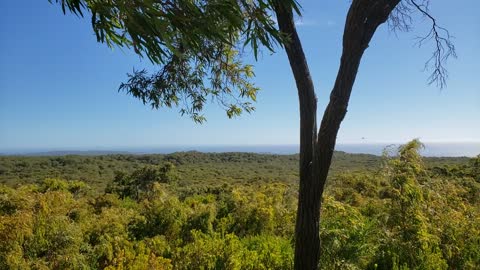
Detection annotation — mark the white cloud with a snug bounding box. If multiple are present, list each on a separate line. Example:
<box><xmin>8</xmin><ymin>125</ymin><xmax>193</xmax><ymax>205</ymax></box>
<box><xmin>294</xmin><ymin>18</ymin><xmax>318</xmax><ymax>27</ymax></box>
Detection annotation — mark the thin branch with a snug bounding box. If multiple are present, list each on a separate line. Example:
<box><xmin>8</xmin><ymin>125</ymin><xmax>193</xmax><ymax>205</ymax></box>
<box><xmin>410</xmin><ymin>0</ymin><xmax>457</xmax><ymax>88</ymax></box>
<box><xmin>388</xmin><ymin>2</ymin><xmax>413</xmax><ymax>33</ymax></box>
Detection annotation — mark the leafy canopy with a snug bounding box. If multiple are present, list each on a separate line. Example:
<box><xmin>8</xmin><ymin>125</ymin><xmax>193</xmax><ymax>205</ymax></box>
<box><xmin>50</xmin><ymin>0</ymin><xmax>300</xmax><ymax>122</ymax></box>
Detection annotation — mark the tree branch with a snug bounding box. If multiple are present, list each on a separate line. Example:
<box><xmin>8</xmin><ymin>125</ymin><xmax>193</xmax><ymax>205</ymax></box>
<box><xmin>410</xmin><ymin>0</ymin><xmax>456</xmax><ymax>89</ymax></box>
<box><xmin>390</xmin><ymin>0</ymin><xmax>456</xmax><ymax>88</ymax></box>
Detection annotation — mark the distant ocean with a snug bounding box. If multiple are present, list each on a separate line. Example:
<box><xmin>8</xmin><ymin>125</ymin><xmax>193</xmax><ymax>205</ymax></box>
<box><xmin>128</xmin><ymin>142</ymin><xmax>480</xmax><ymax>157</ymax></box>
<box><xmin>2</xmin><ymin>142</ymin><xmax>479</xmax><ymax>157</ymax></box>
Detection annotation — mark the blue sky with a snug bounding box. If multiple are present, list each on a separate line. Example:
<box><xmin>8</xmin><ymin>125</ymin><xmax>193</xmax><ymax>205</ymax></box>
<box><xmin>0</xmin><ymin>0</ymin><xmax>479</xmax><ymax>151</ymax></box>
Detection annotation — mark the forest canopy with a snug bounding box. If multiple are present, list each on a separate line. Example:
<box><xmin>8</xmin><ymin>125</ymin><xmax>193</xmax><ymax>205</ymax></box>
<box><xmin>1</xmin><ymin>142</ymin><xmax>479</xmax><ymax>269</ymax></box>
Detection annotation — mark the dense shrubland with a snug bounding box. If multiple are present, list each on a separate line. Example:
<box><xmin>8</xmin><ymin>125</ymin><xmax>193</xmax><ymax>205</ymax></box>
<box><xmin>1</xmin><ymin>142</ymin><xmax>479</xmax><ymax>269</ymax></box>
<box><xmin>0</xmin><ymin>151</ymin><xmax>386</xmax><ymax>190</ymax></box>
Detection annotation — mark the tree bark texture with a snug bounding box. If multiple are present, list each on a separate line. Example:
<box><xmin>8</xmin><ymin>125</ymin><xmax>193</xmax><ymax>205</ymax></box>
<box><xmin>275</xmin><ymin>1</ymin><xmax>401</xmax><ymax>269</ymax></box>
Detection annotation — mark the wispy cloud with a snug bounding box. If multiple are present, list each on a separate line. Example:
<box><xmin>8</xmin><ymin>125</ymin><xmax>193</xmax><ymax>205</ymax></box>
<box><xmin>294</xmin><ymin>18</ymin><xmax>318</xmax><ymax>27</ymax></box>
<box><xmin>269</xmin><ymin>16</ymin><xmax>324</xmax><ymax>28</ymax></box>
<box><xmin>326</xmin><ymin>20</ymin><xmax>336</xmax><ymax>27</ymax></box>
<box><xmin>293</xmin><ymin>18</ymin><xmax>336</xmax><ymax>28</ymax></box>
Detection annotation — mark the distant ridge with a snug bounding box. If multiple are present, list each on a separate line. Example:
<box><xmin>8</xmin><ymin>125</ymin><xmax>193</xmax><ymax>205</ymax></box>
<box><xmin>1</xmin><ymin>142</ymin><xmax>479</xmax><ymax>157</ymax></box>
<box><xmin>3</xmin><ymin>150</ymin><xmax>131</xmax><ymax>156</ymax></box>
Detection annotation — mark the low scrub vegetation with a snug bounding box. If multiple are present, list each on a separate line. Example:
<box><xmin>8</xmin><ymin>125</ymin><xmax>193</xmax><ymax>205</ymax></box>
<box><xmin>1</xmin><ymin>142</ymin><xmax>478</xmax><ymax>269</ymax></box>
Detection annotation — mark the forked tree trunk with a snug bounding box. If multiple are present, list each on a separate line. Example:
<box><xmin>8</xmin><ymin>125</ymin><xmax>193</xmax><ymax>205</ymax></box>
<box><xmin>275</xmin><ymin>1</ymin><xmax>400</xmax><ymax>269</ymax></box>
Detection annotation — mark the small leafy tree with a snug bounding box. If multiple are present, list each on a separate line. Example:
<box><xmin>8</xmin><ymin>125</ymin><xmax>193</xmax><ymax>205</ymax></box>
<box><xmin>106</xmin><ymin>162</ymin><xmax>178</xmax><ymax>199</ymax></box>
<box><xmin>375</xmin><ymin>140</ymin><xmax>447</xmax><ymax>269</ymax></box>
<box><xmin>469</xmin><ymin>155</ymin><xmax>480</xmax><ymax>181</ymax></box>
<box><xmin>159</xmin><ymin>162</ymin><xmax>178</xmax><ymax>184</ymax></box>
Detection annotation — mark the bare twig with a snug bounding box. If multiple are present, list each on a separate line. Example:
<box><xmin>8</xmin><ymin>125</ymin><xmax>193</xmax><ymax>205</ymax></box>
<box><xmin>410</xmin><ymin>0</ymin><xmax>456</xmax><ymax>88</ymax></box>
<box><xmin>388</xmin><ymin>1</ymin><xmax>413</xmax><ymax>33</ymax></box>
<box><xmin>388</xmin><ymin>0</ymin><xmax>456</xmax><ymax>88</ymax></box>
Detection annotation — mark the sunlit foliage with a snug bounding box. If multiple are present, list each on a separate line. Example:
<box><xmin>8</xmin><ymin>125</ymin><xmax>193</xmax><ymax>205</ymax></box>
<box><xmin>48</xmin><ymin>0</ymin><xmax>302</xmax><ymax>122</ymax></box>
<box><xmin>1</xmin><ymin>141</ymin><xmax>478</xmax><ymax>269</ymax></box>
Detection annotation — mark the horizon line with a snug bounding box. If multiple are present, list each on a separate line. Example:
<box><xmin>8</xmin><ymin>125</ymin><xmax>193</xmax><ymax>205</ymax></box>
<box><xmin>2</xmin><ymin>140</ymin><xmax>480</xmax><ymax>151</ymax></box>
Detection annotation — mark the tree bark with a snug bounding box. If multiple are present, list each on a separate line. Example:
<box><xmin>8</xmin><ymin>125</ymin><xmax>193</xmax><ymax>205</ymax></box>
<box><xmin>276</xmin><ymin>1</ymin><xmax>401</xmax><ymax>269</ymax></box>
<box><xmin>275</xmin><ymin>4</ymin><xmax>319</xmax><ymax>270</ymax></box>
<box><xmin>315</xmin><ymin>0</ymin><xmax>402</xmax><ymax>198</ymax></box>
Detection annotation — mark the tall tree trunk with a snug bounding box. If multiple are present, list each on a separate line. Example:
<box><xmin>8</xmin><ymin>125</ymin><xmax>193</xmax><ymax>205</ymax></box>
<box><xmin>276</xmin><ymin>1</ymin><xmax>400</xmax><ymax>269</ymax></box>
<box><xmin>275</xmin><ymin>4</ymin><xmax>319</xmax><ymax>270</ymax></box>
